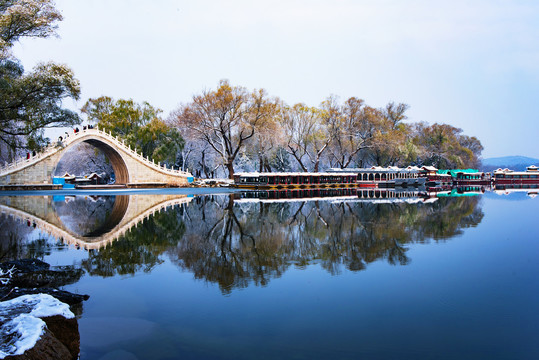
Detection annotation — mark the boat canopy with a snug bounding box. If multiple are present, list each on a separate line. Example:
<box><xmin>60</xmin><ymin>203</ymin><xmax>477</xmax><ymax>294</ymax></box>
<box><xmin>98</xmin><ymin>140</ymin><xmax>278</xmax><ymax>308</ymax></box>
<box><xmin>437</xmin><ymin>169</ymin><xmax>479</xmax><ymax>178</ymax></box>
<box><xmin>437</xmin><ymin>188</ymin><xmax>482</xmax><ymax>197</ymax></box>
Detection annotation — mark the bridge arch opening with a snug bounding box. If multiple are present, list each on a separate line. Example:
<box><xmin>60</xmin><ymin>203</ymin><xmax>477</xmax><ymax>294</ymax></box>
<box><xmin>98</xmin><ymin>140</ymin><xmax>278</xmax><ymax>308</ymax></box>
<box><xmin>53</xmin><ymin>195</ymin><xmax>130</xmax><ymax>238</ymax></box>
<box><xmin>54</xmin><ymin>139</ymin><xmax>130</xmax><ymax>184</ymax></box>
<box><xmin>84</xmin><ymin>139</ymin><xmax>129</xmax><ymax>184</ymax></box>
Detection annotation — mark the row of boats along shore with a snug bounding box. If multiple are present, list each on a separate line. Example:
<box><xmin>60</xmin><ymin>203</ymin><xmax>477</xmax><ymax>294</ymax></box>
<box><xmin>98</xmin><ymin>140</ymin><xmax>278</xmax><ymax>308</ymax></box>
<box><xmin>233</xmin><ymin>165</ymin><xmax>539</xmax><ymax>190</ymax></box>
<box><xmin>232</xmin><ymin>165</ymin><xmax>539</xmax><ymax>203</ymax></box>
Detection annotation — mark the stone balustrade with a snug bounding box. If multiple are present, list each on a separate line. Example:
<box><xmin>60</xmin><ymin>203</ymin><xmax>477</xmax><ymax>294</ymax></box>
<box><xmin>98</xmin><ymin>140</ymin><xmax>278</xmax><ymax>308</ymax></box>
<box><xmin>0</xmin><ymin>127</ymin><xmax>193</xmax><ymax>185</ymax></box>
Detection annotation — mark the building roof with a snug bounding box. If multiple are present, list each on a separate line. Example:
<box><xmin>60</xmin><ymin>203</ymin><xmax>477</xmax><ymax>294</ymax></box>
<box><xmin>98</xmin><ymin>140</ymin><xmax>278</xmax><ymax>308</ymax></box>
<box><xmin>87</xmin><ymin>172</ymin><xmax>102</xmax><ymax>179</ymax></box>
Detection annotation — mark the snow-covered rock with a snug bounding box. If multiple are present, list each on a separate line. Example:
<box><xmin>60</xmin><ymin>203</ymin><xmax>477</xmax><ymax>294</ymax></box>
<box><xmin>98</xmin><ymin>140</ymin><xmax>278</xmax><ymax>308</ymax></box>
<box><xmin>0</xmin><ymin>294</ymin><xmax>78</xmax><ymax>359</ymax></box>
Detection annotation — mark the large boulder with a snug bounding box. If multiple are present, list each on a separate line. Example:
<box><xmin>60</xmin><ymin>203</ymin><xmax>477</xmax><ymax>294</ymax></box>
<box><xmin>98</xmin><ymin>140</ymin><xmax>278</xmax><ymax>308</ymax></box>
<box><xmin>0</xmin><ymin>294</ymin><xmax>79</xmax><ymax>360</ymax></box>
<box><xmin>0</xmin><ymin>260</ymin><xmax>88</xmax><ymax>359</ymax></box>
<box><xmin>5</xmin><ymin>327</ymin><xmax>72</xmax><ymax>360</ymax></box>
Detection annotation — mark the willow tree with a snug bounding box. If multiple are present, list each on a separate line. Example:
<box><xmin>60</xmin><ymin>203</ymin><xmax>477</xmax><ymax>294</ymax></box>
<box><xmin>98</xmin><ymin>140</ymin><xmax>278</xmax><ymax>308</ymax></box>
<box><xmin>0</xmin><ymin>0</ymin><xmax>80</xmax><ymax>159</ymax></box>
<box><xmin>172</xmin><ymin>80</ymin><xmax>277</xmax><ymax>178</ymax></box>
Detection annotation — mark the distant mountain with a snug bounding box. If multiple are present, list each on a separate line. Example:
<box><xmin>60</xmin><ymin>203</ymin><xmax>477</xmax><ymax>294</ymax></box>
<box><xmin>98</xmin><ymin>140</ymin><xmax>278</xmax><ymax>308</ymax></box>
<box><xmin>481</xmin><ymin>155</ymin><xmax>539</xmax><ymax>171</ymax></box>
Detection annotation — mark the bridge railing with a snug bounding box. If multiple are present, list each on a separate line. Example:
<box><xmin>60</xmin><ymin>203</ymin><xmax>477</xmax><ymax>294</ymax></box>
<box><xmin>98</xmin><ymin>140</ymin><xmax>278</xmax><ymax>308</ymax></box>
<box><xmin>0</xmin><ymin>196</ymin><xmax>192</xmax><ymax>250</ymax></box>
<box><xmin>91</xmin><ymin>126</ymin><xmax>192</xmax><ymax>177</ymax></box>
<box><xmin>0</xmin><ymin>127</ymin><xmax>193</xmax><ymax>178</ymax></box>
<box><xmin>0</xmin><ymin>138</ymin><xmax>64</xmax><ymax>175</ymax></box>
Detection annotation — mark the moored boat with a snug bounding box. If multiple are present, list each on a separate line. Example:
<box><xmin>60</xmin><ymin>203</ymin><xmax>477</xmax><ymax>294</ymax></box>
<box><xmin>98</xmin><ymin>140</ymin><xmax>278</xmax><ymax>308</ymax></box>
<box><xmin>328</xmin><ymin>166</ymin><xmax>426</xmax><ymax>187</ymax></box>
<box><xmin>233</xmin><ymin>172</ymin><xmax>360</xmax><ymax>188</ymax></box>
<box><xmin>420</xmin><ymin>166</ymin><xmax>453</xmax><ymax>186</ymax></box>
<box><xmin>492</xmin><ymin>165</ymin><xmax>539</xmax><ymax>185</ymax></box>
<box><xmin>453</xmin><ymin>171</ymin><xmax>491</xmax><ymax>186</ymax></box>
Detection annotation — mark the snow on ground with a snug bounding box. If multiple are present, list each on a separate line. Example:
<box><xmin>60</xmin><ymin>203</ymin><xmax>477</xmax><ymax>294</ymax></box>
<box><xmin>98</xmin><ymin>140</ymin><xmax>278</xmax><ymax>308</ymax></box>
<box><xmin>0</xmin><ymin>294</ymin><xmax>74</xmax><ymax>358</ymax></box>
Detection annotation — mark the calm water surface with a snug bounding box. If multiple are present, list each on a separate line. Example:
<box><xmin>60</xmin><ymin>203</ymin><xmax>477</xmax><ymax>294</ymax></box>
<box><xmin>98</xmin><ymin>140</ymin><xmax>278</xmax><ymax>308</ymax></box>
<box><xmin>0</xmin><ymin>189</ymin><xmax>537</xmax><ymax>360</ymax></box>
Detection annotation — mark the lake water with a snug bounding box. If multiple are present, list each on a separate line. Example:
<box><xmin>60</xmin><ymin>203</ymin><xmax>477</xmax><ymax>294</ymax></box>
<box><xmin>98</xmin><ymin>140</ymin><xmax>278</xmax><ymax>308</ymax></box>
<box><xmin>0</xmin><ymin>188</ymin><xmax>537</xmax><ymax>360</ymax></box>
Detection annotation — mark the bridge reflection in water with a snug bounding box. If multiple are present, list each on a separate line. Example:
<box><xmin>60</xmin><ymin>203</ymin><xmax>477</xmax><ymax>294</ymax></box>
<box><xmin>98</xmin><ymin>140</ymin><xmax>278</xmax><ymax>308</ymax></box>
<box><xmin>0</xmin><ymin>194</ymin><xmax>193</xmax><ymax>250</ymax></box>
<box><xmin>1</xmin><ymin>188</ymin><xmax>488</xmax><ymax>292</ymax></box>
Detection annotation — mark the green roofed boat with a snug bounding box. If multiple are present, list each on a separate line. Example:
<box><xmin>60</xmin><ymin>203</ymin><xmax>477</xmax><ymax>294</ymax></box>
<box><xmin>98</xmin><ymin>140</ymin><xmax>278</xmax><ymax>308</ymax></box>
<box><xmin>437</xmin><ymin>169</ymin><xmax>491</xmax><ymax>185</ymax></box>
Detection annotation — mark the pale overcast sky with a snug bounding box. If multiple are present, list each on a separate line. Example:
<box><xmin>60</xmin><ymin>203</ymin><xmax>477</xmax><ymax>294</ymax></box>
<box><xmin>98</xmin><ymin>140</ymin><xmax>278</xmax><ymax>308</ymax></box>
<box><xmin>12</xmin><ymin>0</ymin><xmax>539</xmax><ymax>158</ymax></box>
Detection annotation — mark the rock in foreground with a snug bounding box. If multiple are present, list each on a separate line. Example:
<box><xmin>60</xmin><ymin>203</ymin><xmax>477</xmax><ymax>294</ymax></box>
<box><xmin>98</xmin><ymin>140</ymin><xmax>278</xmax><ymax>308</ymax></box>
<box><xmin>0</xmin><ymin>294</ymin><xmax>79</xmax><ymax>360</ymax></box>
<box><xmin>0</xmin><ymin>259</ymin><xmax>89</xmax><ymax>359</ymax></box>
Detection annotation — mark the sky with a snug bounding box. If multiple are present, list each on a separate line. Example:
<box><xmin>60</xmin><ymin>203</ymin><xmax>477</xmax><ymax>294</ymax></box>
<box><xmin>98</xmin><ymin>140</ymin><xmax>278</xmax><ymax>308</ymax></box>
<box><xmin>12</xmin><ymin>0</ymin><xmax>539</xmax><ymax>159</ymax></box>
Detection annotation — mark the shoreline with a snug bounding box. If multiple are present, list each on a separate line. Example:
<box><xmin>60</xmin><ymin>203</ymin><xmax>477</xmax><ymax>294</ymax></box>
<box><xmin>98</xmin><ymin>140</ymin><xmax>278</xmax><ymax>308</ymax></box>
<box><xmin>0</xmin><ymin>186</ymin><xmax>241</xmax><ymax>197</ymax></box>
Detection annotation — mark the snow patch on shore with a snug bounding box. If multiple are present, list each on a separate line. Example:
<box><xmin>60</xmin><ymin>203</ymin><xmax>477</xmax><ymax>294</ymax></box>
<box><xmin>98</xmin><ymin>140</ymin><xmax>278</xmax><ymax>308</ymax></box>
<box><xmin>0</xmin><ymin>294</ymin><xmax>74</xmax><ymax>358</ymax></box>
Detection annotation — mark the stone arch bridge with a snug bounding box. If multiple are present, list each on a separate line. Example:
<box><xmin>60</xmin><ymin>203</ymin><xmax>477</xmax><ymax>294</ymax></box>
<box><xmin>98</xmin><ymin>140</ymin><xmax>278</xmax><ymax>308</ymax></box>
<box><xmin>0</xmin><ymin>127</ymin><xmax>192</xmax><ymax>186</ymax></box>
<box><xmin>0</xmin><ymin>193</ymin><xmax>193</xmax><ymax>250</ymax></box>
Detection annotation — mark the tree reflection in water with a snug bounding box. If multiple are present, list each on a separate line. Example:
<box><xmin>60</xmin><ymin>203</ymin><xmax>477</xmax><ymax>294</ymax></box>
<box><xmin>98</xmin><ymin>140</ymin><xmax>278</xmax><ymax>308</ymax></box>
<box><xmin>81</xmin><ymin>206</ymin><xmax>186</xmax><ymax>277</ymax></box>
<box><xmin>82</xmin><ymin>194</ymin><xmax>483</xmax><ymax>294</ymax></box>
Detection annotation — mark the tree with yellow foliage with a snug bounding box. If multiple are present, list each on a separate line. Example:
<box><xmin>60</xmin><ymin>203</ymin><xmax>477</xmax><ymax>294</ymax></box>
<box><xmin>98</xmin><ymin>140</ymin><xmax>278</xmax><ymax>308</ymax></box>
<box><xmin>172</xmin><ymin>80</ymin><xmax>278</xmax><ymax>178</ymax></box>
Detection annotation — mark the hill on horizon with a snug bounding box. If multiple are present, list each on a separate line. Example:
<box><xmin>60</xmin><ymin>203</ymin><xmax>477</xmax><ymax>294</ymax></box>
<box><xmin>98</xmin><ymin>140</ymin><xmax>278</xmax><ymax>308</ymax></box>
<box><xmin>481</xmin><ymin>155</ymin><xmax>539</xmax><ymax>171</ymax></box>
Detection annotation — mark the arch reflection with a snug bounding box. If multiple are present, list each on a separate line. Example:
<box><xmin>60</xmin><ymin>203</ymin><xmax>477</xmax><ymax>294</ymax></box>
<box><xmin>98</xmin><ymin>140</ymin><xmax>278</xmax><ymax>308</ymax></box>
<box><xmin>80</xmin><ymin>191</ymin><xmax>483</xmax><ymax>294</ymax></box>
<box><xmin>1</xmin><ymin>190</ymin><xmax>485</xmax><ymax>294</ymax></box>
<box><xmin>53</xmin><ymin>195</ymin><xmax>129</xmax><ymax>237</ymax></box>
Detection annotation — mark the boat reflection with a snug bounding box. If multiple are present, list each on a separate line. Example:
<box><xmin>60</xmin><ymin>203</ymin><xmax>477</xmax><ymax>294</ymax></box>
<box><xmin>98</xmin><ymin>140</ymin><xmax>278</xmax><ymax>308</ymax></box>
<box><xmin>430</xmin><ymin>185</ymin><xmax>488</xmax><ymax>198</ymax></box>
<box><xmin>235</xmin><ymin>187</ymin><xmax>431</xmax><ymax>204</ymax></box>
<box><xmin>493</xmin><ymin>184</ymin><xmax>539</xmax><ymax>197</ymax></box>
<box><xmin>0</xmin><ymin>189</ymin><xmax>488</xmax><ymax>294</ymax></box>
<box><xmin>62</xmin><ymin>192</ymin><xmax>483</xmax><ymax>294</ymax></box>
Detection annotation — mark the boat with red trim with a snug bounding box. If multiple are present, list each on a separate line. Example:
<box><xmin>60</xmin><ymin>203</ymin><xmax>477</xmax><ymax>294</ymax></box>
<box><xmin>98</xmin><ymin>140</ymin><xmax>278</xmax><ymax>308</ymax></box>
<box><xmin>492</xmin><ymin>165</ymin><xmax>539</xmax><ymax>185</ymax></box>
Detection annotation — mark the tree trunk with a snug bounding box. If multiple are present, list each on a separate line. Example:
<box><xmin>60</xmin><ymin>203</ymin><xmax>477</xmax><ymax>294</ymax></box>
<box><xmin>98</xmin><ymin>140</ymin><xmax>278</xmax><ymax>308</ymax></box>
<box><xmin>200</xmin><ymin>150</ymin><xmax>209</xmax><ymax>178</ymax></box>
<box><xmin>264</xmin><ymin>161</ymin><xmax>272</xmax><ymax>172</ymax></box>
<box><xmin>226</xmin><ymin>162</ymin><xmax>234</xmax><ymax>179</ymax></box>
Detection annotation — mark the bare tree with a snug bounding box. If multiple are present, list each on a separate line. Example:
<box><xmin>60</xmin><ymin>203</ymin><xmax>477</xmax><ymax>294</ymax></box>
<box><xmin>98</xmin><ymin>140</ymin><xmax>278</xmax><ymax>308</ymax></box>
<box><xmin>171</xmin><ymin>80</ymin><xmax>277</xmax><ymax>179</ymax></box>
<box><xmin>280</xmin><ymin>103</ymin><xmax>330</xmax><ymax>172</ymax></box>
<box><xmin>324</xmin><ymin>97</ymin><xmax>379</xmax><ymax>169</ymax></box>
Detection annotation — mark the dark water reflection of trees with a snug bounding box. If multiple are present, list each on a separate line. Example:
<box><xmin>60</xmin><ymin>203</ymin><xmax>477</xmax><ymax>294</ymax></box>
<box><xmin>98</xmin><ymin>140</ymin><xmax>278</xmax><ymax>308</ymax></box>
<box><xmin>81</xmin><ymin>207</ymin><xmax>186</xmax><ymax>277</ymax></box>
<box><xmin>81</xmin><ymin>195</ymin><xmax>483</xmax><ymax>294</ymax></box>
